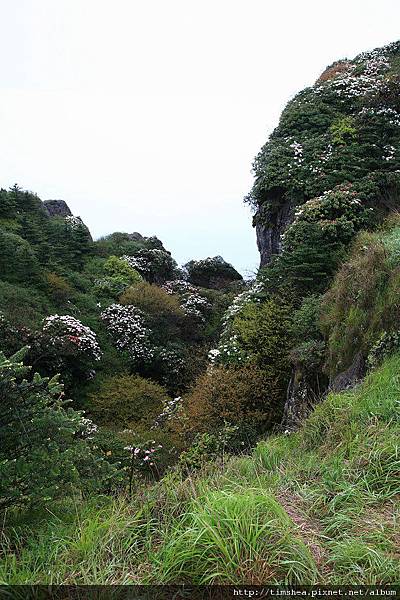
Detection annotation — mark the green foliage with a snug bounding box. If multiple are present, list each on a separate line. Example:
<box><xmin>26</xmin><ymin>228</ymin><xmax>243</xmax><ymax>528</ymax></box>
<box><xmin>152</xmin><ymin>490</ymin><xmax>317</xmax><ymax>584</ymax></box>
<box><xmin>366</xmin><ymin>330</ymin><xmax>400</xmax><ymax>369</ymax></box>
<box><xmin>0</xmin><ymin>230</ymin><xmax>40</xmax><ymax>284</ymax></box>
<box><xmin>231</xmin><ymin>299</ymin><xmax>292</xmax><ymax>370</ymax></box>
<box><xmin>2</xmin><ymin>352</ymin><xmax>400</xmax><ymax>584</ymax></box>
<box><xmin>89</xmin><ymin>374</ymin><xmax>170</xmax><ymax>430</ymax></box>
<box><xmin>103</xmin><ymin>255</ymin><xmax>142</xmax><ymax>283</ymax></box>
<box><xmin>0</xmin><ymin>281</ymin><xmax>51</xmax><ymax>329</ymax></box>
<box><xmin>178</xmin><ymin>423</ymin><xmax>239</xmax><ymax>472</ymax></box>
<box><xmin>120</xmin><ymin>281</ymin><xmax>184</xmax><ymax>337</ymax></box>
<box><xmin>0</xmin><ymin>348</ymin><xmax>115</xmax><ymax>510</ymax></box>
<box><xmin>180</xmin><ymin>364</ymin><xmax>283</xmax><ymax>444</ymax></box>
<box><xmin>330</xmin><ymin>116</ymin><xmax>357</xmax><ymax>145</ymax></box>
<box><xmin>184</xmin><ymin>256</ymin><xmax>242</xmax><ymax>289</ymax></box>
<box><xmin>321</xmin><ymin>221</ymin><xmax>400</xmax><ymax>375</ymax></box>
<box><xmin>247</xmin><ymin>42</ymin><xmax>400</xmax><ymax>210</ymax></box>
<box><xmin>94</xmin><ymin>255</ymin><xmax>143</xmax><ymax>298</ymax></box>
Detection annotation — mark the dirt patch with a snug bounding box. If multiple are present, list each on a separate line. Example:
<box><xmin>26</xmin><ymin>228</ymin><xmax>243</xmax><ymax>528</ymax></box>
<box><xmin>275</xmin><ymin>490</ymin><xmax>329</xmax><ymax>573</ymax></box>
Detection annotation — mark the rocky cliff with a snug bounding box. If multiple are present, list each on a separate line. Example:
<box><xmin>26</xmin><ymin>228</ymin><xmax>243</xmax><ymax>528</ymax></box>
<box><xmin>42</xmin><ymin>199</ymin><xmax>73</xmax><ymax>218</ymax></box>
<box><xmin>248</xmin><ymin>41</ymin><xmax>400</xmax><ymax>267</ymax></box>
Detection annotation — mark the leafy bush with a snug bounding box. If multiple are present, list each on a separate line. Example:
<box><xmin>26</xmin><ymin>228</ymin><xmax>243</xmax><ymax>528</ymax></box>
<box><xmin>121</xmin><ymin>249</ymin><xmax>177</xmax><ymax>284</ymax></box>
<box><xmin>0</xmin><ymin>348</ymin><xmax>115</xmax><ymax>510</ymax></box>
<box><xmin>89</xmin><ymin>374</ymin><xmax>170</xmax><ymax>430</ymax></box>
<box><xmin>94</xmin><ymin>256</ymin><xmax>142</xmax><ymax>299</ymax></box>
<box><xmin>366</xmin><ymin>330</ymin><xmax>400</xmax><ymax>370</ymax></box>
<box><xmin>120</xmin><ymin>282</ymin><xmax>184</xmax><ymax>334</ymax></box>
<box><xmin>44</xmin><ymin>271</ymin><xmax>73</xmax><ymax>303</ymax></box>
<box><xmin>0</xmin><ymin>230</ymin><xmax>40</xmax><ymax>284</ymax></box>
<box><xmin>180</xmin><ymin>364</ymin><xmax>284</xmax><ymax>443</ymax></box>
<box><xmin>184</xmin><ymin>256</ymin><xmax>242</xmax><ymax>289</ymax></box>
<box><xmin>0</xmin><ymin>281</ymin><xmax>51</xmax><ymax>329</ymax></box>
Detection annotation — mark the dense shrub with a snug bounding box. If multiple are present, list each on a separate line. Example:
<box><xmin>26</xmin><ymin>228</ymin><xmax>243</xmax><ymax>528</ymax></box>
<box><xmin>0</xmin><ymin>281</ymin><xmax>51</xmax><ymax>329</ymax></box>
<box><xmin>122</xmin><ymin>249</ymin><xmax>177</xmax><ymax>284</ymax></box>
<box><xmin>120</xmin><ymin>282</ymin><xmax>184</xmax><ymax>333</ymax></box>
<box><xmin>184</xmin><ymin>256</ymin><xmax>243</xmax><ymax>289</ymax></box>
<box><xmin>0</xmin><ymin>348</ymin><xmax>115</xmax><ymax>510</ymax></box>
<box><xmin>44</xmin><ymin>271</ymin><xmax>73</xmax><ymax>303</ymax></box>
<box><xmin>89</xmin><ymin>374</ymin><xmax>170</xmax><ymax>430</ymax></box>
<box><xmin>179</xmin><ymin>364</ymin><xmax>284</xmax><ymax>444</ymax></box>
<box><xmin>0</xmin><ymin>230</ymin><xmax>40</xmax><ymax>284</ymax></box>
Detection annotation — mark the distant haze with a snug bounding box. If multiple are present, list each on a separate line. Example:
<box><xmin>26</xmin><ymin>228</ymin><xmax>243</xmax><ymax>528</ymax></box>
<box><xmin>1</xmin><ymin>0</ymin><xmax>399</xmax><ymax>275</ymax></box>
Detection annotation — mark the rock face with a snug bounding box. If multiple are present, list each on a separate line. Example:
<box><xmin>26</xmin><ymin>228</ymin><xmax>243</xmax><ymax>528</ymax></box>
<box><xmin>329</xmin><ymin>352</ymin><xmax>366</xmax><ymax>393</ymax></box>
<box><xmin>42</xmin><ymin>199</ymin><xmax>92</xmax><ymax>241</ymax></box>
<box><xmin>282</xmin><ymin>368</ymin><xmax>327</xmax><ymax>431</ymax></box>
<box><xmin>42</xmin><ymin>199</ymin><xmax>73</xmax><ymax>218</ymax></box>
<box><xmin>254</xmin><ymin>201</ymin><xmax>295</xmax><ymax>267</ymax></box>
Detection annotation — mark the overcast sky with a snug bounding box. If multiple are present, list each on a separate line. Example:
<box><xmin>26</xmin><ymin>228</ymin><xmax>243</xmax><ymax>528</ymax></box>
<box><xmin>0</xmin><ymin>1</ymin><xmax>399</xmax><ymax>275</ymax></box>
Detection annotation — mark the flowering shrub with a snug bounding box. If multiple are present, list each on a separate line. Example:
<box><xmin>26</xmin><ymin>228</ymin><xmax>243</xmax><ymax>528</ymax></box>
<box><xmin>94</xmin><ymin>255</ymin><xmax>143</xmax><ymax>298</ymax></box>
<box><xmin>124</xmin><ymin>441</ymin><xmax>164</xmax><ymax>478</ymax></box>
<box><xmin>209</xmin><ymin>282</ymin><xmax>264</xmax><ymax>365</ymax></box>
<box><xmin>100</xmin><ymin>303</ymin><xmax>153</xmax><ymax>364</ymax></box>
<box><xmin>282</xmin><ymin>184</ymin><xmax>373</xmax><ymax>250</ymax></box>
<box><xmin>42</xmin><ymin>314</ymin><xmax>102</xmax><ymax>361</ymax></box>
<box><xmin>121</xmin><ymin>249</ymin><xmax>177</xmax><ymax>284</ymax></box>
<box><xmin>65</xmin><ymin>215</ymin><xmax>86</xmax><ymax>230</ymax></box>
<box><xmin>183</xmin><ymin>256</ymin><xmax>242</xmax><ymax>289</ymax></box>
<box><xmin>153</xmin><ymin>395</ymin><xmax>183</xmax><ymax>429</ymax></box>
<box><xmin>163</xmin><ymin>279</ymin><xmax>212</xmax><ymax>323</ymax></box>
<box><xmin>120</xmin><ymin>282</ymin><xmax>184</xmax><ymax>331</ymax></box>
<box><xmin>247</xmin><ymin>40</ymin><xmax>400</xmax><ymax>218</ymax></box>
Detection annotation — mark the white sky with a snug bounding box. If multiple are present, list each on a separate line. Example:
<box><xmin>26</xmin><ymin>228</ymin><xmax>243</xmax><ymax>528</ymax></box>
<box><xmin>0</xmin><ymin>1</ymin><xmax>399</xmax><ymax>275</ymax></box>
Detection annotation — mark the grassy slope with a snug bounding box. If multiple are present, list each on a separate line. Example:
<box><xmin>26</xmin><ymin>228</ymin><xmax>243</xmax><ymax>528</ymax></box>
<box><xmin>1</xmin><ymin>353</ymin><xmax>399</xmax><ymax>585</ymax></box>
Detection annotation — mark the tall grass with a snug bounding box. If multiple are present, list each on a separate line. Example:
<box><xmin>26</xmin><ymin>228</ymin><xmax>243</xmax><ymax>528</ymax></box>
<box><xmin>1</xmin><ymin>354</ymin><xmax>400</xmax><ymax>584</ymax></box>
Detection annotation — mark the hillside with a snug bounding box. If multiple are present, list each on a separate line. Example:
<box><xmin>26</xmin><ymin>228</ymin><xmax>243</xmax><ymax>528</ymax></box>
<box><xmin>1</xmin><ymin>40</ymin><xmax>400</xmax><ymax>587</ymax></box>
<box><xmin>2</xmin><ymin>352</ymin><xmax>399</xmax><ymax>584</ymax></box>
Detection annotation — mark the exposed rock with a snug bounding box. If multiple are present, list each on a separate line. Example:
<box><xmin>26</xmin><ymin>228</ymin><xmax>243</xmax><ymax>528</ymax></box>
<box><xmin>254</xmin><ymin>200</ymin><xmax>295</xmax><ymax>267</ymax></box>
<box><xmin>126</xmin><ymin>232</ymin><xmax>144</xmax><ymax>241</ymax></box>
<box><xmin>42</xmin><ymin>199</ymin><xmax>92</xmax><ymax>241</ymax></box>
<box><xmin>42</xmin><ymin>199</ymin><xmax>73</xmax><ymax>218</ymax></box>
<box><xmin>329</xmin><ymin>352</ymin><xmax>366</xmax><ymax>393</ymax></box>
<box><xmin>282</xmin><ymin>368</ymin><xmax>326</xmax><ymax>431</ymax></box>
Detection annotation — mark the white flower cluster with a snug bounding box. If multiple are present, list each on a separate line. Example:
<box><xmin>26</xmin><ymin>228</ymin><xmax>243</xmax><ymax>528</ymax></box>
<box><xmin>289</xmin><ymin>140</ymin><xmax>304</xmax><ymax>164</ymax></box>
<box><xmin>383</xmin><ymin>145</ymin><xmax>396</xmax><ymax>162</ymax></box>
<box><xmin>222</xmin><ymin>282</ymin><xmax>263</xmax><ymax>326</ymax></box>
<box><xmin>153</xmin><ymin>396</ymin><xmax>182</xmax><ymax>428</ymax></box>
<box><xmin>42</xmin><ymin>314</ymin><xmax>102</xmax><ymax>361</ymax></box>
<box><xmin>100</xmin><ymin>303</ymin><xmax>153</xmax><ymax>363</ymax></box>
<box><xmin>79</xmin><ymin>416</ymin><xmax>98</xmax><ymax>439</ymax></box>
<box><xmin>163</xmin><ymin>280</ymin><xmax>211</xmax><ymax>321</ymax></box>
<box><xmin>181</xmin><ymin>293</ymin><xmax>211</xmax><ymax>321</ymax></box>
<box><xmin>208</xmin><ymin>334</ymin><xmax>246</xmax><ymax>364</ymax></box>
<box><xmin>156</xmin><ymin>348</ymin><xmax>185</xmax><ymax>377</ymax></box>
<box><xmin>65</xmin><ymin>215</ymin><xmax>84</xmax><ymax>230</ymax></box>
<box><xmin>121</xmin><ymin>249</ymin><xmax>173</xmax><ymax>277</ymax></box>
<box><xmin>315</xmin><ymin>44</ymin><xmax>394</xmax><ymax>101</ymax></box>
<box><xmin>163</xmin><ymin>280</ymin><xmax>198</xmax><ymax>295</ymax></box>
<box><xmin>209</xmin><ymin>281</ymin><xmax>263</xmax><ymax>366</ymax></box>
<box><xmin>358</xmin><ymin>107</ymin><xmax>400</xmax><ymax>127</ymax></box>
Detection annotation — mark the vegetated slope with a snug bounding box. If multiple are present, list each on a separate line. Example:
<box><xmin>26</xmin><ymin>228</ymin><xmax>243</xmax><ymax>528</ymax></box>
<box><xmin>1</xmin><ymin>351</ymin><xmax>399</xmax><ymax>584</ymax></box>
<box><xmin>2</xmin><ymin>40</ymin><xmax>400</xmax><ymax>586</ymax></box>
